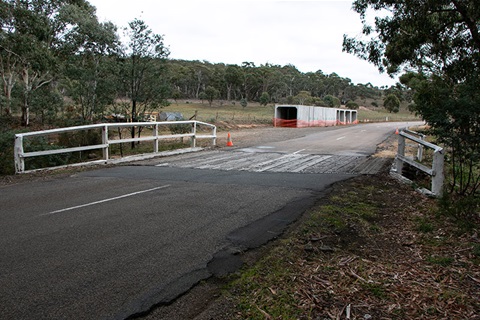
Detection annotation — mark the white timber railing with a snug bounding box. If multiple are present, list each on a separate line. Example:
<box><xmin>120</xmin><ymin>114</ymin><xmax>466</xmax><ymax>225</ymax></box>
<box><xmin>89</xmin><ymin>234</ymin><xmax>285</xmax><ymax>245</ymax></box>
<box><xmin>14</xmin><ymin>121</ymin><xmax>217</xmax><ymax>173</ymax></box>
<box><xmin>391</xmin><ymin>130</ymin><xmax>444</xmax><ymax>197</ymax></box>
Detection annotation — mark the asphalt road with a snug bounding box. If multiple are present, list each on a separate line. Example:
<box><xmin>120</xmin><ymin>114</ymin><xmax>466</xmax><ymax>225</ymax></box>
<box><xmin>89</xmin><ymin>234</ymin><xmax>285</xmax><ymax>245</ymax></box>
<box><xmin>0</xmin><ymin>121</ymin><xmax>420</xmax><ymax>319</ymax></box>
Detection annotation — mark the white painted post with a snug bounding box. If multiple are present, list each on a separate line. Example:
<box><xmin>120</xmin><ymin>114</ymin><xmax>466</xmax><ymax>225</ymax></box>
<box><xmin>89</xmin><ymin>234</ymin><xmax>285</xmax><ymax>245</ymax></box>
<box><xmin>212</xmin><ymin>126</ymin><xmax>217</xmax><ymax>146</ymax></box>
<box><xmin>14</xmin><ymin>135</ymin><xmax>25</xmax><ymax>173</ymax></box>
<box><xmin>395</xmin><ymin>134</ymin><xmax>405</xmax><ymax>173</ymax></box>
<box><xmin>432</xmin><ymin>149</ymin><xmax>444</xmax><ymax>196</ymax></box>
<box><xmin>154</xmin><ymin>123</ymin><xmax>159</xmax><ymax>153</ymax></box>
<box><xmin>417</xmin><ymin>135</ymin><xmax>424</xmax><ymax>162</ymax></box>
<box><xmin>102</xmin><ymin>125</ymin><xmax>109</xmax><ymax>161</ymax></box>
<box><xmin>191</xmin><ymin>121</ymin><xmax>197</xmax><ymax>148</ymax></box>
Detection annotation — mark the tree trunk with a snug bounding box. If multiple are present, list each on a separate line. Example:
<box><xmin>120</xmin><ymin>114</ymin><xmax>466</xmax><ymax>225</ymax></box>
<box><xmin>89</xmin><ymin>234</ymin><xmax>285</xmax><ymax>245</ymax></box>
<box><xmin>21</xmin><ymin>68</ymin><xmax>30</xmax><ymax>127</ymax></box>
<box><xmin>131</xmin><ymin>99</ymin><xmax>136</xmax><ymax>149</ymax></box>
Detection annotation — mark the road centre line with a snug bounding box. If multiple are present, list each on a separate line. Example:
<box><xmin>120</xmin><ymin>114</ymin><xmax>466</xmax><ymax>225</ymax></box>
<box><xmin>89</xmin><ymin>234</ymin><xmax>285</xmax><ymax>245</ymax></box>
<box><xmin>336</xmin><ymin>136</ymin><xmax>346</xmax><ymax>141</ymax></box>
<box><xmin>42</xmin><ymin>185</ymin><xmax>171</xmax><ymax>216</ymax></box>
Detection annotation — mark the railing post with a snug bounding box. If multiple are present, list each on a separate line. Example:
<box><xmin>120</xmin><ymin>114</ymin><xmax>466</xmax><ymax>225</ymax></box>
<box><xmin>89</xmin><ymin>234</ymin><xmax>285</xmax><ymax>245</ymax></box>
<box><xmin>102</xmin><ymin>125</ymin><xmax>109</xmax><ymax>161</ymax></box>
<box><xmin>154</xmin><ymin>123</ymin><xmax>159</xmax><ymax>153</ymax></box>
<box><xmin>395</xmin><ymin>133</ymin><xmax>405</xmax><ymax>173</ymax></box>
<box><xmin>191</xmin><ymin>121</ymin><xmax>197</xmax><ymax>148</ymax></box>
<box><xmin>417</xmin><ymin>134</ymin><xmax>424</xmax><ymax>161</ymax></box>
<box><xmin>432</xmin><ymin>149</ymin><xmax>445</xmax><ymax>196</ymax></box>
<box><xmin>14</xmin><ymin>134</ymin><xmax>25</xmax><ymax>173</ymax></box>
<box><xmin>212</xmin><ymin>126</ymin><xmax>217</xmax><ymax>146</ymax></box>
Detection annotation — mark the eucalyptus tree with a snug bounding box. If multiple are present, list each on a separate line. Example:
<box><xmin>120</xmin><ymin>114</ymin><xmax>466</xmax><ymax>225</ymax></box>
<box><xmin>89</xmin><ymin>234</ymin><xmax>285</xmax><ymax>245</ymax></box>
<box><xmin>0</xmin><ymin>0</ymin><xmax>106</xmax><ymax>126</ymax></box>
<box><xmin>383</xmin><ymin>93</ymin><xmax>400</xmax><ymax>113</ymax></box>
<box><xmin>280</xmin><ymin>64</ymin><xmax>302</xmax><ymax>97</ymax></box>
<box><xmin>259</xmin><ymin>92</ymin><xmax>270</xmax><ymax>106</ymax></box>
<box><xmin>121</xmin><ymin>18</ymin><xmax>170</xmax><ymax>147</ymax></box>
<box><xmin>167</xmin><ymin>60</ymin><xmax>196</xmax><ymax>98</ymax></box>
<box><xmin>343</xmin><ymin>0</ymin><xmax>480</xmax><ymax>197</ymax></box>
<box><xmin>62</xmin><ymin>18</ymin><xmax>119</xmax><ymax>123</ymax></box>
<box><xmin>204</xmin><ymin>85</ymin><xmax>219</xmax><ymax>107</ymax></box>
<box><xmin>224</xmin><ymin>64</ymin><xmax>242</xmax><ymax>101</ymax></box>
<box><xmin>240</xmin><ymin>61</ymin><xmax>258</xmax><ymax>101</ymax></box>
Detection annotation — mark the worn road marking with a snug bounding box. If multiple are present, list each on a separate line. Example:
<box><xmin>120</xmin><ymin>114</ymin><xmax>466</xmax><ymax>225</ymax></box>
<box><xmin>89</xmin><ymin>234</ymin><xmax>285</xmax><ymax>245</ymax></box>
<box><xmin>336</xmin><ymin>136</ymin><xmax>346</xmax><ymax>141</ymax></box>
<box><xmin>42</xmin><ymin>185</ymin><xmax>171</xmax><ymax>216</ymax></box>
<box><xmin>292</xmin><ymin>149</ymin><xmax>305</xmax><ymax>154</ymax></box>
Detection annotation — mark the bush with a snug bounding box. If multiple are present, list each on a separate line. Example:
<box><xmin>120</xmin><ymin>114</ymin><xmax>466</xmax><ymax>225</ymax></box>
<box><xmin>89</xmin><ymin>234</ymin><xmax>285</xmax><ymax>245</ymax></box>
<box><xmin>346</xmin><ymin>100</ymin><xmax>359</xmax><ymax>109</ymax></box>
<box><xmin>0</xmin><ymin>130</ymin><xmax>16</xmax><ymax>175</ymax></box>
<box><xmin>23</xmin><ymin>136</ymin><xmax>72</xmax><ymax>170</ymax></box>
<box><xmin>323</xmin><ymin>95</ymin><xmax>341</xmax><ymax>108</ymax></box>
<box><xmin>169</xmin><ymin>120</ymin><xmax>191</xmax><ymax>135</ymax></box>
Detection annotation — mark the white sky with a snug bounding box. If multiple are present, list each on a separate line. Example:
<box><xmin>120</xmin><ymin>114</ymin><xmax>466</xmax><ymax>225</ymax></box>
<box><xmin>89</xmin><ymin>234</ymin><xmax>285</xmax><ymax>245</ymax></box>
<box><xmin>88</xmin><ymin>0</ymin><xmax>398</xmax><ymax>87</ymax></box>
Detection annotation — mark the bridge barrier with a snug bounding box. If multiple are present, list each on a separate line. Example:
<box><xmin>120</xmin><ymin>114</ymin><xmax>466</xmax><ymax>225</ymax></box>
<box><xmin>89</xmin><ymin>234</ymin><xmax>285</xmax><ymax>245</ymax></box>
<box><xmin>14</xmin><ymin>121</ymin><xmax>216</xmax><ymax>173</ymax></box>
<box><xmin>391</xmin><ymin>130</ymin><xmax>444</xmax><ymax>197</ymax></box>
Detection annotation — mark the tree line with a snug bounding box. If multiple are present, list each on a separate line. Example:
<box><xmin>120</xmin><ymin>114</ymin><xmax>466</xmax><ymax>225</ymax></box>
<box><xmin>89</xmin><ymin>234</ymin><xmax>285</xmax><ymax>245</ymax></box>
<box><xmin>0</xmin><ymin>0</ymin><xmax>410</xmax><ymax>131</ymax></box>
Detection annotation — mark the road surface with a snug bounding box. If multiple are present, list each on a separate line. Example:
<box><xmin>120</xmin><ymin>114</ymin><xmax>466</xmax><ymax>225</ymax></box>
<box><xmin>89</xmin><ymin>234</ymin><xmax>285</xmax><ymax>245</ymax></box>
<box><xmin>0</xmin><ymin>122</ymin><xmax>419</xmax><ymax>319</ymax></box>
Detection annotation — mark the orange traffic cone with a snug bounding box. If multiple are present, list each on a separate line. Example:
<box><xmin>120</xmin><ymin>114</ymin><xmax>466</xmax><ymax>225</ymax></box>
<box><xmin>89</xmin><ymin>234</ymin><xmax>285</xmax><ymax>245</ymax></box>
<box><xmin>395</xmin><ymin>128</ymin><xmax>399</xmax><ymax>135</ymax></box>
<box><xmin>226</xmin><ymin>132</ymin><xmax>233</xmax><ymax>146</ymax></box>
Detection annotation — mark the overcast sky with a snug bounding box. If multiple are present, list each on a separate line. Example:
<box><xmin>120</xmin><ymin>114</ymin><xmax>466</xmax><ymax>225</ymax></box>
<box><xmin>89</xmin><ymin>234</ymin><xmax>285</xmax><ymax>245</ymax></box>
<box><xmin>88</xmin><ymin>0</ymin><xmax>398</xmax><ymax>87</ymax></box>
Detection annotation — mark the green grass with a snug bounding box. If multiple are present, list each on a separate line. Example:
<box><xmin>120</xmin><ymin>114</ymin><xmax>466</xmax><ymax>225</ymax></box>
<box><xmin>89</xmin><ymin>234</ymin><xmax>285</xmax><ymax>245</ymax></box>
<box><xmin>163</xmin><ymin>101</ymin><xmax>275</xmax><ymax>124</ymax></box>
<box><xmin>229</xmin><ymin>240</ymin><xmax>302</xmax><ymax>319</ymax></box>
<box><xmin>358</xmin><ymin>106</ymin><xmax>420</xmax><ymax>122</ymax></box>
<box><xmin>427</xmin><ymin>255</ymin><xmax>454</xmax><ymax>267</ymax></box>
<box><xmin>415</xmin><ymin>216</ymin><xmax>435</xmax><ymax>233</ymax></box>
<box><xmin>157</xmin><ymin>100</ymin><xmax>420</xmax><ymax>126</ymax></box>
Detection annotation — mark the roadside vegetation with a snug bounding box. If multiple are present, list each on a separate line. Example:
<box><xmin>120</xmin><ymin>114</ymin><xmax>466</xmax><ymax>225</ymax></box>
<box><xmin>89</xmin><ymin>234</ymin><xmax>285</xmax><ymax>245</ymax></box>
<box><xmin>224</xmin><ymin>172</ymin><xmax>480</xmax><ymax>319</ymax></box>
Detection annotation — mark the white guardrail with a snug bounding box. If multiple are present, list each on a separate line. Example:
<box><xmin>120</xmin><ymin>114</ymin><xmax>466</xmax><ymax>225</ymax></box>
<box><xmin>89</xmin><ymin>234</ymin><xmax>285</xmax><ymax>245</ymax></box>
<box><xmin>14</xmin><ymin>121</ymin><xmax>217</xmax><ymax>173</ymax></box>
<box><xmin>391</xmin><ymin>129</ymin><xmax>444</xmax><ymax>197</ymax></box>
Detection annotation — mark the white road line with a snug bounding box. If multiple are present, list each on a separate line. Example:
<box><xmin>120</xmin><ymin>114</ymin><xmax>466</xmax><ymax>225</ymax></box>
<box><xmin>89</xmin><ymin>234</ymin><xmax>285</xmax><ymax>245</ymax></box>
<box><xmin>42</xmin><ymin>185</ymin><xmax>171</xmax><ymax>216</ymax></box>
<box><xmin>292</xmin><ymin>149</ymin><xmax>306</xmax><ymax>154</ymax></box>
<box><xmin>336</xmin><ymin>136</ymin><xmax>346</xmax><ymax>141</ymax></box>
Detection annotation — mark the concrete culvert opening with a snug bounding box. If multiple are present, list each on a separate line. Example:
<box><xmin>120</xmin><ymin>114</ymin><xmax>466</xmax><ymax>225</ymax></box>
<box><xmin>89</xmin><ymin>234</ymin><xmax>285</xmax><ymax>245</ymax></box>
<box><xmin>274</xmin><ymin>106</ymin><xmax>298</xmax><ymax>127</ymax></box>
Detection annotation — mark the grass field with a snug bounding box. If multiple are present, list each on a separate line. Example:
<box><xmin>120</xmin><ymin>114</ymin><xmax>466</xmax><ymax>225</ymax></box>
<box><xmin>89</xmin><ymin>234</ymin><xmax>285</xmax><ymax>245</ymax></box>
<box><xmin>161</xmin><ymin>100</ymin><xmax>420</xmax><ymax>126</ymax></box>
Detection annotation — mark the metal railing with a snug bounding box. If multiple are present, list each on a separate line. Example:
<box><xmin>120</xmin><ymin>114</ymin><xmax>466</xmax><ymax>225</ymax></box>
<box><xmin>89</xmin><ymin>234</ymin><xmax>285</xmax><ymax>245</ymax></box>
<box><xmin>14</xmin><ymin>121</ymin><xmax>217</xmax><ymax>173</ymax></box>
<box><xmin>391</xmin><ymin>130</ymin><xmax>444</xmax><ymax>196</ymax></box>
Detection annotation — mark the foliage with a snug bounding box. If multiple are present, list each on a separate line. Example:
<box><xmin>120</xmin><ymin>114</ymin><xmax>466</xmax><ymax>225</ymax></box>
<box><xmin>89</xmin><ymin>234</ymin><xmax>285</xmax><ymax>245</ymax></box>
<box><xmin>168</xmin><ymin>121</ymin><xmax>191</xmax><ymax>135</ymax></box>
<box><xmin>383</xmin><ymin>94</ymin><xmax>400</xmax><ymax>113</ymax></box>
<box><xmin>343</xmin><ymin>0</ymin><xmax>480</xmax><ymax>198</ymax></box>
<box><xmin>0</xmin><ymin>130</ymin><xmax>16</xmax><ymax>175</ymax></box>
<box><xmin>0</xmin><ymin>0</ymin><xmax>105</xmax><ymax>126</ymax></box>
<box><xmin>29</xmin><ymin>84</ymin><xmax>64</xmax><ymax>125</ymax></box>
<box><xmin>23</xmin><ymin>136</ymin><xmax>72</xmax><ymax>170</ymax></box>
<box><xmin>165</xmin><ymin>60</ymin><xmax>386</xmax><ymax>105</ymax></box>
<box><xmin>345</xmin><ymin>100</ymin><xmax>359</xmax><ymax>109</ymax></box>
<box><xmin>62</xmin><ymin>19</ymin><xmax>120</xmax><ymax>123</ymax></box>
<box><xmin>240</xmin><ymin>98</ymin><xmax>248</xmax><ymax>109</ymax></box>
<box><xmin>204</xmin><ymin>86</ymin><xmax>219</xmax><ymax>107</ymax></box>
<box><xmin>259</xmin><ymin>92</ymin><xmax>270</xmax><ymax>106</ymax></box>
<box><xmin>323</xmin><ymin>94</ymin><xmax>341</xmax><ymax>108</ymax></box>
<box><xmin>121</xmin><ymin>18</ymin><xmax>170</xmax><ymax>148</ymax></box>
